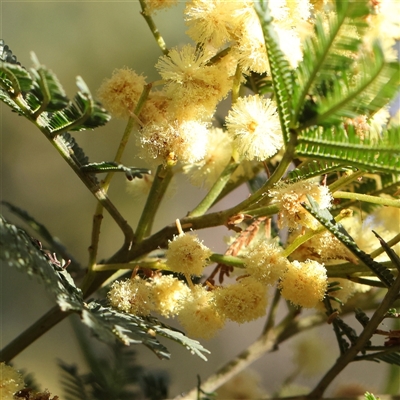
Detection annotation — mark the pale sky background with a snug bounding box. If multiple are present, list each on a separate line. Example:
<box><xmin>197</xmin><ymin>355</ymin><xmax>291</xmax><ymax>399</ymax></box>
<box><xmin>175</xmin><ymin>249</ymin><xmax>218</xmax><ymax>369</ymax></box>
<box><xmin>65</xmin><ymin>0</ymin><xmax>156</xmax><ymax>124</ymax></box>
<box><xmin>0</xmin><ymin>2</ymin><xmax>396</xmax><ymax>398</ymax></box>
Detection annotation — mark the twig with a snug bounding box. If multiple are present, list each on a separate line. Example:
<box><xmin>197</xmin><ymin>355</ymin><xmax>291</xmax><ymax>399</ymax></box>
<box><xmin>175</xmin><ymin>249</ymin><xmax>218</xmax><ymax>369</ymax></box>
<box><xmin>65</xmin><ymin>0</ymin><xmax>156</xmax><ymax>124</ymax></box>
<box><xmin>188</xmin><ymin>159</ymin><xmax>239</xmax><ymax>217</ymax></box>
<box><xmin>307</xmin><ymin>272</ymin><xmax>400</xmax><ymax>398</ymax></box>
<box><xmin>135</xmin><ymin>164</ymin><xmax>174</xmax><ymax>242</ymax></box>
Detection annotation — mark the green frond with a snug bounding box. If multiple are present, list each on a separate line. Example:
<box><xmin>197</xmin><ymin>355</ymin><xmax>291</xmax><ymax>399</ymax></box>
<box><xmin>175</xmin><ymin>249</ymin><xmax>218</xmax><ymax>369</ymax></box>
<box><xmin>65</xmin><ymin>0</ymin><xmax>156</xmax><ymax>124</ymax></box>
<box><xmin>0</xmin><ymin>41</ymin><xmax>111</xmax><ymax>135</ymax></box>
<box><xmin>0</xmin><ymin>215</ymin><xmax>84</xmax><ymax>311</ymax></box>
<box><xmin>82</xmin><ymin>301</ymin><xmax>210</xmax><ymax>361</ymax></box>
<box><xmin>40</xmin><ymin>76</ymin><xmax>110</xmax><ymax>136</ymax></box>
<box><xmin>303</xmin><ymin>43</ymin><xmax>399</xmax><ymax>127</ymax></box>
<box><xmin>58</xmin><ymin>361</ymin><xmax>90</xmax><ymax>400</ymax></box>
<box><xmin>293</xmin><ymin>0</ymin><xmax>371</xmax><ymax>122</ymax></box>
<box><xmin>0</xmin><ymin>89</ymin><xmax>25</xmax><ymax>115</ymax></box>
<box><xmin>59</xmin><ymin>132</ymin><xmax>91</xmax><ymax>166</ymax></box>
<box><xmin>30</xmin><ymin>52</ymin><xmax>69</xmax><ymax>112</ymax></box>
<box><xmin>2</xmin><ymin>201</ymin><xmax>81</xmax><ymax>270</ymax></box>
<box><xmin>0</xmin><ymin>39</ymin><xmax>22</xmax><ymax>65</ymax></box>
<box><xmin>244</xmin><ymin>72</ymin><xmax>273</xmax><ymax>95</ymax></box>
<box><xmin>255</xmin><ymin>1</ymin><xmax>294</xmax><ymax>145</ymax></box>
<box><xmin>296</xmin><ymin>125</ymin><xmax>400</xmax><ymax>173</ymax></box>
<box><xmin>287</xmin><ymin>160</ymin><xmax>353</xmax><ymax>182</ymax></box>
<box><xmin>81</xmin><ymin>162</ymin><xmax>151</xmax><ymax>181</ymax></box>
<box><xmin>0</xmin><ymin>62</ymin><xmax>33</xmax><ymax>94</ymax></box>
<box><xmin>303</xmin><ymin>196</ymin><xmax>395</xmax><ymax>287</ymax></box>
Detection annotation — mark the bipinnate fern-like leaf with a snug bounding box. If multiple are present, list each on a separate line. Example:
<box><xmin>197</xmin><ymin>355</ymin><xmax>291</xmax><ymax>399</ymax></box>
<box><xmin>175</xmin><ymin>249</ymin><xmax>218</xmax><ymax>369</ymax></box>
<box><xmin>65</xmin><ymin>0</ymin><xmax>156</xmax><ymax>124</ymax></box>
<box><xmin>255</xmin><ymin>1</ymin><xmax>293</xmax><ymax>145</ymax></box>
<box><xmin>1</xmin><ymin>215</ymin><xmax>210</xmax><ymax>361</ymax></box>
<box><xmin>287</xmin><ymin>160</ymin><xmax>352</xmax><ymax>182</ymax></box>
<box><xmin>81</xmin><ymin>162</ymin><xmax>151</xmax><ymax>181</ymax></box>
<box><xmin>2</xmin><ymin>201</ymin><xmax>81</xmax><ymax>271</ymax></box>
<box><xmin>296</xmin><ymin>125</ymin><xmax>400</xmax><ymax>173</ymax></box>
<box><xmin>293</xmin><ymin>0</ymin><xmax>371</xmax><ymax>122</ymax></box>
<box><xmin>29</xmin><ymin>52</ymin><xmax>70</xmax><ymax>113</ymax></box>
<box><xmin>38</xmin><ymin>76</ymin><xmax>111</xmax><ymax>135</ymax></box>
<box><xmin>0</xmin><ymin>40</ymin><xmax>110</xmax><ymax>135</ymax></box>
<box><xmin>0</xmin><ymin>39</ymin><xmax>21</xmax><ymax>65</ymax></box>
<box><xmin>302</xmin><ymin>196</ymin><xmax>395</xmax><ymax>287</ymax></box>
<box><xmin>58</xmin><ymin>361</ymin><xmax>90</xmax><ymax>400</ymax></box>
<box><xmin>0</xmin><ymin>215</ymin><xmax>84</xmax><ymax>312</ymax></box>
<box><xmin>82</xmin><ymin>301</ymin><xmax>210</xmax><ymax>361</ymax></box>
<box><xmin>304</xmin><ymin>43</ymin><xmax>399</xmax><ymax>128</ymax></box>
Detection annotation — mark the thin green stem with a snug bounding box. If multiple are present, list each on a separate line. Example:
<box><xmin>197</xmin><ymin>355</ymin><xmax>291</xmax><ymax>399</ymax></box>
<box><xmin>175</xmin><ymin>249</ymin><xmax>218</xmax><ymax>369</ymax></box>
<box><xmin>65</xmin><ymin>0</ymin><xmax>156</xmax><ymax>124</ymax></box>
<box><xmin>139</xmin><ymin>0</ymin><xmax>168</xmax><ymax>55</ymax></box>
<box><xmin>325</xmin><ymin>260</ymin><xmax>395</xmax><ymax>278</ymax></box>
<box><xmin>231</xmin><ymin>64</ymin><xmax>243</xmax><ymax>104</ymax></box>
<box><xmin>307</xmin><ymin>272</ymin><xmax>400</xmax><ymax>398</ymax></box>
<box><xmin>93</xmin><ymin>259</ymin><xmax>173</xmax><ymax>272</ymax></box>
<box><xmin>86</xmin><ymin>84</ymin><xmax>151</xmax><ymax>272</ymax></box>
<box><xmin>135</xmin><ymin>164</ymin><xmax>174</xmax><ymax>242</ymax></box>
<box><xmin>241</xmin><ymin>203</ymin><xmax>279</xmax><ymax>218</ymax></box>
<box><xmin>87</xmin><ymin>116</ymin><xmax>137</xmax><ymax>269</ymax></box>
<box><xmin>188</xmin><ymin>160</ymin><xmax>239</xmax><ymax>217</ymax></box>
<box><xmin>328</xmin><ymin>169</ymin><xmax>366</xmax><ymax>193</ymax></box>
<box><xmin>263</xmin><ymin>288</ymin><xmax>281</xmax><ymax>335</ymax></box>
<box><xmin>370</xmin><ymin>233</ymin><xmax>400</xmax><ymax>259</ymax></box>
<box><xmin>282</xmin><ymin>211</ymin><xmax>349</xmax><ymax>257</ymax></box>
<box><xmin>51</xmin><ymin>135</ymin><xmax>134</xmax><ymax>246</ymax></box>
<box><xmin>333</xmin><ymin>191</ymin><xmax>400</xmax><ymax>208</ymax></box>
<box><xmin>209</xmin><ymin>253</ymin><xmax>245</xmax><ymax>268</ymax></box>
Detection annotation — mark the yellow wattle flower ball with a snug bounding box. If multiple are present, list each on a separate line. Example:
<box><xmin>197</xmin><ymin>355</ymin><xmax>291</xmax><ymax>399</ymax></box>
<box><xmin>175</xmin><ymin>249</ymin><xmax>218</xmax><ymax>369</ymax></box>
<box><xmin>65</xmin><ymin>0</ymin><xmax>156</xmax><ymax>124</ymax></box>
<box><xmin>151</xmin><ymin>274</ymin><xmax>191</xmax><ymax>317</ymax></box>
<box><xmin>214</xmin><ymin>277</ymin><xmax>268</xmax><ymax>323</ymax></box>
<box><xmin>225</xmin><ymin>95</ymin><xmax>283</xmax><ymax>161</ymax></box>
<box><xmin>269</xmin><ymin>180</ymin><xmax>333</xmax><ymax>230</ymax></box>
<box><xmin>279</xmin><ymin>260</ymin><xmax>328</xmax><ymax>308</ymax></box>
<box><xmin>178</xmin><ymin>286</ymin><xmax>225</xmax><ymax>339</ymax></box>
<box><xmin>166</xmin><ymin>232</ymin><xmax>212</xmax><ymax>276</ymax></box>
<box><xmin>244</xmin><ymin>241</ymin><xmax>290</xmax><ymax>285</ymax></box>
<box><xmin>0</xmin><ymin>362</ymin><xmax>25</xmax><ymax>399</ymax></box>
<box><xmin>97</xmin><ymin>68</ymin><xmax>146</xmax><ymax>119</ymax></box>
<box><xmin>107</xmin><ymin>277</ymin><xmax>154</xmax><ymax>316</ymax></box>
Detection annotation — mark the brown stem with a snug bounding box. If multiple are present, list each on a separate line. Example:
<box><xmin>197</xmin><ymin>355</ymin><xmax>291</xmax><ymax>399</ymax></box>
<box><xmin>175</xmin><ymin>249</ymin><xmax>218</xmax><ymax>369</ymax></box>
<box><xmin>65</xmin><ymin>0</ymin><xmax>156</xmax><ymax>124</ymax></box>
<box><xmin>307</xmin><ymin>273</ymin><xmax>400</xmax><ymax>398</ymax></box>
<box><xmin>0</xmin><ymin>306</ymin><xmax>71</xmax><ymax>363</ymax></box>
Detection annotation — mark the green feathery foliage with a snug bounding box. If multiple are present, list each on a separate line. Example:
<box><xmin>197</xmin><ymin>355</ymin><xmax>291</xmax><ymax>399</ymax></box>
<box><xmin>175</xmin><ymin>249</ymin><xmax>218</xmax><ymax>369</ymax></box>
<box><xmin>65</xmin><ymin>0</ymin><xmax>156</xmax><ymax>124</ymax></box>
<box><xmin>81</xmin><ymin>162</ymin><xmax>151</xmax><ymax>181</ymax></box>
<box><xmin>0</xmin><ymin>41</ymin><xmax>110</xmax><ymax>135</ymax></box>
<box><xmin>2</xmin><ymin>201</ymin><xmax>81</xmax><ymax>271</ymax></box>
<box><xmin>0</xmin><ymin>215</ymin><xmax>84</xmax><ymax>312</ymax></box>
<box><xmin>296</xmin><ymin>125</ymin><xmax>400</xmax><ymax>173</ymax></box>
<box><xmin>302</xmin><ymin>196</ymin><xmax>395</xmax><ymax>287</ymax></box>
<box><xmin>287</xmin><ymin>160</ymin><xmax>353</xmax><ymax>182</ymax></box>
<box><xmin>1</xmin><ymin>215</ymin><xmax>210</xmax><ymax>360</ymax></box>
<box><xmin>292</xmin><ymin>0</ymin><xmax>371</xmax><ymax>123</ymax></box>
<box><xmin>255</xmin><ymin>1</ymin><xmax>294</xmax><ymax>145</ymax></box>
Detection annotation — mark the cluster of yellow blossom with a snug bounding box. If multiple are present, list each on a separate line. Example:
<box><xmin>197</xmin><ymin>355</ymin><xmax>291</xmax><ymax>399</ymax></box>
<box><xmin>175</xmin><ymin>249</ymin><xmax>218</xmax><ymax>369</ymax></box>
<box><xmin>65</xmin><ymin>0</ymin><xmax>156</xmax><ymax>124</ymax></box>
<box><xmin>108</xmin><ymin>274</ymin><xmax>190</xmax><ymax>317</ymax></box>
<box><xmin>102</xmin><ymin>0</ymin><xmax>397</xmax><ymax>340</ymax></box>
<box><xmin>109</xmin><ymin>224</ymin><xmax>331</xmax><ymax>338</ymax></box>
<box><xmin>97</xmin><ymin>0</ymin><xmax>319</xmax><ymax>180</ymax></box>
<box><xmin>0</xmin><ymin>362</ymin><xmax>24</xmax><ymax>400</ymax></box>
<box><xmin>269</xmin><ymin>180</ymin><xmax>333</xmax><ymax>230</ymax></box>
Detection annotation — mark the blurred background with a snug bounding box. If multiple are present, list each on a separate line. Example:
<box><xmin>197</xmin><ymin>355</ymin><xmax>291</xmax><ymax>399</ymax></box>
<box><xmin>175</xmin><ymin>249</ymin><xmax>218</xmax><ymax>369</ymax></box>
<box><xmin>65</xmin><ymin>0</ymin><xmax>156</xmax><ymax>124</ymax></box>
<box><xmin>1</xmin><ymin>1</ymin><xmax>396</xmax><ymax>398</ymax></box>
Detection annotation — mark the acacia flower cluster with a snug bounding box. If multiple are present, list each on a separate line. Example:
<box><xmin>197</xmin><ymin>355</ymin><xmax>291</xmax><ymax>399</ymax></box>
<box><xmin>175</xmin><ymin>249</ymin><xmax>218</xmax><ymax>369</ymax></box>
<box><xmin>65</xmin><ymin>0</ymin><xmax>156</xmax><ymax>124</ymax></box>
<box><xmin>269</xmin><ymin>180</ymin><xmax>333</xmax><ymax>230</ymax></box>
<box><xmin>0</xmin><ymin>362</ymin><xmax>25</xmax><ymax>399</ymax></box>
<box><xmin>99</xmin><ymin>0</ymin><xmax>399</xmax><ymax>348</ymax></box>
<box><xmin>97</xmin><ymin>0</ymin><xmax>310</xmax><ymax>172</ymax></box>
